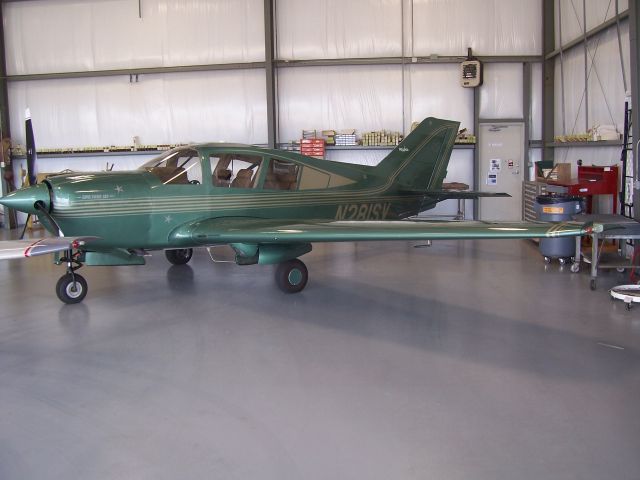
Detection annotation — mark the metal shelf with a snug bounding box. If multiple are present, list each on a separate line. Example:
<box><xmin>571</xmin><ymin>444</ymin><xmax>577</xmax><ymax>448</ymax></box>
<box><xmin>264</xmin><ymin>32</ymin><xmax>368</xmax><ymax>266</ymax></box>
<box><xmin>323</xmin><ymin>144</ymin><xmax>475</xmax><ymax>151</ymax></box>
<box><xmin>545</xmin><ymin>141</ymin><xmax>623</xmax><ymax>148</ymax></box>
<box><xmin>11</xmin><ymin>150</ymin><xmax>165</xmax><ymax>159</ymax></box>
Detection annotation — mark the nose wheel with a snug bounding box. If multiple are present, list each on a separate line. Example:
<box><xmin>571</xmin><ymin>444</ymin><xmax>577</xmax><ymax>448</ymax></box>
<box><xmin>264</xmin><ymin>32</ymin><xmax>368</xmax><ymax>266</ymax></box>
<box><xmin>56</xmin><ymin>249</ymin><xmax>87</xmax><ymax>304</ymax></box>
<box><xmin>56</xmin><ymin>273</ymin><xmax>88</xmax><ymax>304</ymax></box>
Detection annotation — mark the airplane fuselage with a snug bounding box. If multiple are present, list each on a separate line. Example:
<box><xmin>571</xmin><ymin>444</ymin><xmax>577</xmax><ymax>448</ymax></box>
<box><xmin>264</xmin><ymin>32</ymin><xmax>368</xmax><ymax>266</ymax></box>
<box><xmin>13</xmin><ymin>144</ymin><xmax>435</xmax><ymax>251</ymax></box>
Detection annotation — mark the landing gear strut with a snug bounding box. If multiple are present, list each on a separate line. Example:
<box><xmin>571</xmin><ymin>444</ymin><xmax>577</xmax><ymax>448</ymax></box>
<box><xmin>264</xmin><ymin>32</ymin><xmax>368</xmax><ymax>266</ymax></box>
<box><xmin>275</xmin><ymin>259</ymin><xmax>308</xmax><ymax>293</ymax></box>
<box><xmin>56</xmin><ymin>249</ymin><xmax>87</xmax><ymax>304</ymax></box>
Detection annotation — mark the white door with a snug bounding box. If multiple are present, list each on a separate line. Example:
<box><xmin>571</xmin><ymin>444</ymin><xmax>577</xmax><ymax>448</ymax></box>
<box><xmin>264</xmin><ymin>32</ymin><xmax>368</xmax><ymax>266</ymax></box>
<box><xmin>478</xmin><ymin>123</ymin><xmax>524</xmax><ymax>221</ymax></box>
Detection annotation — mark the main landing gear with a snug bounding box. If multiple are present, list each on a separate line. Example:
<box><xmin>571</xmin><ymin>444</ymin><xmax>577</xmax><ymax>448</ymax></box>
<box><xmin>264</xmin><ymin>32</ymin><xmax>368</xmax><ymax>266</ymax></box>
<box><xmin>275</xmin><ymin>259</ymin><xmax>308</xmax><ymax>293</ymax></box>
<box><xmin>56</xmin><ymin>250</ymin><xmax>87</xmax><ymax>304</ymax></box>
<box><xmin>165</xmin><ymin>247</ymin><xmax>310</xmax><ymax>293</ymax></box>
<box><xmin>165</xmin><ymin>248</ymin><xmax>193</xmax><ymax>265</ymax></box>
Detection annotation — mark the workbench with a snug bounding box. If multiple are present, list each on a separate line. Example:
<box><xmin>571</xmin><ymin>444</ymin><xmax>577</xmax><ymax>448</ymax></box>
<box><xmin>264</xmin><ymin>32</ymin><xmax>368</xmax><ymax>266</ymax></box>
<box><xmin>571</xmin><ymin>214</ymin><xmax>640</xmax><ymax>290</ymax></box>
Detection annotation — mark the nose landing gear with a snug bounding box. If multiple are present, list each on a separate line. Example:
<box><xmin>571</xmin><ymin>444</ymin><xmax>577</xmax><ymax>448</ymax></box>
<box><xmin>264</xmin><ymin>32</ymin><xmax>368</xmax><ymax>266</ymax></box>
<box><xmin>56</xmin><ymin>249</ymin><xmax>87</xmax><ymax>304</ymax></box>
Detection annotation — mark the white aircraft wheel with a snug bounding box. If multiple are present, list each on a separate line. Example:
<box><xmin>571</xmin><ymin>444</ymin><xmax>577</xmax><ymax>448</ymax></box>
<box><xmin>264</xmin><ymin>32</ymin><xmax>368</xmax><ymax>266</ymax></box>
<box><xmin>275</xmin><ymin>259</ymin><xmax>308</xmax><ymax>293</ymax></box>
<box><xmin>570</xmin><ymin>263</ymin><xmax>580</xmax><ymax>273</ymax></box>
<box><xmin>56</xmin><ymin>273</ymin><xmax>88</xmax><ymax>304</ymax></box>
<box><xmin>165</xmin><ymin>248</ymin><xmax>193</xmax><ymax>265</ymax></box>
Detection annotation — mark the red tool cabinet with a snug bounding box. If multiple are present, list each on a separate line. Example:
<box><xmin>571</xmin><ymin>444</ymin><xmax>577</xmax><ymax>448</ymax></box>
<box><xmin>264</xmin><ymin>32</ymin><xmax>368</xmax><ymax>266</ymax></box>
<box><xmin>546</xmin><ymin>165</ymin><xmax>619</xmax><ymax>214</ymax></box>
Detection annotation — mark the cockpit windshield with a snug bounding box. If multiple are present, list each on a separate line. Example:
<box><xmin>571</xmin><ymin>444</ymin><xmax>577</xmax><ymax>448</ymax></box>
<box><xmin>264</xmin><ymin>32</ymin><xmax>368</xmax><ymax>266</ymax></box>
<box><xmin>139</xmin><ymin>148</ymin><xmax>203</xmax><ymax>185</ymax></box>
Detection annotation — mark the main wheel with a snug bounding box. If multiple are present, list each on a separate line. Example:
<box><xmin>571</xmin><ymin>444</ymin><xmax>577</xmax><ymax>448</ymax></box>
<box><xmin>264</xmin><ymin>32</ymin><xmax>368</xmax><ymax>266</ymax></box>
<box><xmin>165</xmin><ymin>248</ymin><xmax>193</xmax><ymax>265</ymax></box>
<box><xmin>275</xmin><ymin>259</ymin><xmax>308</xmax><ymax>293</ymax></box>
<box><xmin>56</xmin><ymin>273</ymin><xmax>88</xmax><ymax>304</ymax></box>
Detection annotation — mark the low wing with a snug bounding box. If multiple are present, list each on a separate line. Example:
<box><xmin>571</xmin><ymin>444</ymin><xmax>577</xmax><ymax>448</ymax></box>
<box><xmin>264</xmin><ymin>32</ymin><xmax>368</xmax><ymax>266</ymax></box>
<box><xmin>171</xmin><ymin>218</ymin><xmax>596</xmax><ymax>245</ymax></box>
<box><xmin>0</xmin><ymin>236</ymin><xmax>97</xmax><ymax>260</ymax></box>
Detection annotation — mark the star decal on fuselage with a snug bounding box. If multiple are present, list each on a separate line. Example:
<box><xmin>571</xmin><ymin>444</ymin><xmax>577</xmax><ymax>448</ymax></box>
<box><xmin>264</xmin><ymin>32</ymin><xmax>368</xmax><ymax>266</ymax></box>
<box><xmin>115</xmin><ymin>185</ymin><xmax>124</xmax><ymax>193</ymax></box>
<box><xmin>164</xmin><ymin>215</ymin><xmax>173</xmax><ymax>223</ymax></box>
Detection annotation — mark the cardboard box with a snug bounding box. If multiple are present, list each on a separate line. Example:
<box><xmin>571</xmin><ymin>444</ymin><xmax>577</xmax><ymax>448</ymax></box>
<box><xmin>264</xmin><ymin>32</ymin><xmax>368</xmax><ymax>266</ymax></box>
<box><xmin>554</xmin><ymin>163</ymin><xmax>571</xmax><ymax>182</ymax></box>
<box><xmin>536</xmin><ymin>161</ymin><xmax>571</xmax><ymax>182</ymax></box>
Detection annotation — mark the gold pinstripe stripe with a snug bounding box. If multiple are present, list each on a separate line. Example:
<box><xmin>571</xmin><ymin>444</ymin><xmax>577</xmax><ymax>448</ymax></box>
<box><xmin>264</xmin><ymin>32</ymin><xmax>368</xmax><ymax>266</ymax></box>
<box><xmin>53</xmin><ymin>123</ymin><xmax>456</xmax><ymax>219</ymax></box>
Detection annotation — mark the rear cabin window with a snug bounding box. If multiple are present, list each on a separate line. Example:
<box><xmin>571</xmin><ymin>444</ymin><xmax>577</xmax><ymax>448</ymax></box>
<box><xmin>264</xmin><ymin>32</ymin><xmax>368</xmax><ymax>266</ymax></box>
<box><xmin>263</xmin><ymin>158</ymin><xmax>354</xmax><ymax>191</ymax></box>
<box><xmin>210</xmin><ymin>153</ymin><xmax>263</xmax><ymax>189</ymax></box>
<box><xmin>298</xmin><ymin>165</ymin><xmax>331</xmax><ymax>190</ymax></box>
<box><xmin>140</xmin><ymin>149</ymin><xmax>203</xmax><ymax>185</ymax></box>
<box><xmin>264</xmin><ymin>159</ymin><xmax>300</xmax><ymax>190</ymax></box>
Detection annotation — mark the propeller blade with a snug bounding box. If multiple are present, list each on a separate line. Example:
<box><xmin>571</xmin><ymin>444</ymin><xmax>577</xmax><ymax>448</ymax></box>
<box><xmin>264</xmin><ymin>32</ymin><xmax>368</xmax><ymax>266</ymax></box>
<box><xmin>25</xmin><ymin>108</ymin><xmax>37</xmax><ymax>186</ymax></box>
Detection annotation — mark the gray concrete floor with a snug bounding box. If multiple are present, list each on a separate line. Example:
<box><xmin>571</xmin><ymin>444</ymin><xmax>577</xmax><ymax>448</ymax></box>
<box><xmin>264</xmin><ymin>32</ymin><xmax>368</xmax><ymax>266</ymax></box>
<box><xmin>0</xmin><ymin>236</ymin><xmax>639</xmax><ymax>480</ymax></box>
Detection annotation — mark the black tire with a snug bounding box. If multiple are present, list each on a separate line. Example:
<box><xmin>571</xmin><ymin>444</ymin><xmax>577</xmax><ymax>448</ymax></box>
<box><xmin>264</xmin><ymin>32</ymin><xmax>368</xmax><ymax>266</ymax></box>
<box><xmin>56</xmin><ymin>273</ymin><xmax>88</xmax><ymax>304</ymax></box>
<box><xmin>165</xmin><ymin>248</ymin><xmax>193</xmax><ymax>265</ymax></box>
<box><xmin>275</xmin><ymin>259</ymin><xmax>308</xmax><ymax>293</ymax></box>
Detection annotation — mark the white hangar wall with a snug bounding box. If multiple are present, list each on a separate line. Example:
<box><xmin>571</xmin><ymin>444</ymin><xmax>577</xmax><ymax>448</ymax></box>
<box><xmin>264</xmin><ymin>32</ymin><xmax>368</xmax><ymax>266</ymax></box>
<box><xmin>276</xmin><ymin>0</ymin><xmax>541</xmax><ymax>59</ymax></box>
<box><xmin>8</xmin><ymin>70</ymin><xmax>268</xmax><ymax>148</ymax></box>
<box><xmin>553</xmin><ymin>0</ymin><xmax>630</xmax><ymax>167</ymax></box>
<box><xmin>4</xmin><ymin>0</ymin><xmax>542</xmax><ymax>148</ymax></box>
<box><xmin>4</xmin><ymin>0</ymin><xmax>265</xmax><ymax>74</ymax></box>
<box><xmin>4</xmin><ymin>0</ymin><xmax>267</xmax><ymax>150</ymax></box>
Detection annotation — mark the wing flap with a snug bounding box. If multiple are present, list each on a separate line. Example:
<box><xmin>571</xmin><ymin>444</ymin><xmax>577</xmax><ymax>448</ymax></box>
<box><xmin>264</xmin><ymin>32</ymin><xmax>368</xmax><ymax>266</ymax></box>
<box><xmin>0</xmin><ymin>236</ymin><xmax>97</xmax><ymax>260</ymax></box>
<box><xmin>171</xmin><ymin>217</ymin><xmax>594</xmax><ymax>245</ymax></box>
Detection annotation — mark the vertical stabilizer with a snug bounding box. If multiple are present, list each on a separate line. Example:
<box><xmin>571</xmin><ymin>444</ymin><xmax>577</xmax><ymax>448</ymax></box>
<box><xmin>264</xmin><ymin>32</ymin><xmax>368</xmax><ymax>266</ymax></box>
<box><xmin>374</xmin><ymin>117</ymin><xmax>459</xmax><ymax>191</ymax></box>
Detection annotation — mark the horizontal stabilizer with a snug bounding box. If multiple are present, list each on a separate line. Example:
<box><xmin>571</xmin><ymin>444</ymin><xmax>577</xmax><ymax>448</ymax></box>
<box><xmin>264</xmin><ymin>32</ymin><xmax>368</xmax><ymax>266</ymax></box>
<box><xmin>425</xmin><ymin>190</ymin><xmax>511</xmax><ymax>200</ymax></box>
<box><xmin>400</xmin><ymin>188</ymin><xmax>510</xmax><ymax>200</ymax></box>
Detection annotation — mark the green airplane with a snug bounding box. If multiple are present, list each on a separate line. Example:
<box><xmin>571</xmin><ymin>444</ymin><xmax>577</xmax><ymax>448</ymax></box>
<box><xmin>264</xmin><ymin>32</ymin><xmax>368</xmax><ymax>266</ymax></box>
<box><xmin>0</xmin><ymin>117</ymin><xmax>593</xmax><ymax>304</ymax></box>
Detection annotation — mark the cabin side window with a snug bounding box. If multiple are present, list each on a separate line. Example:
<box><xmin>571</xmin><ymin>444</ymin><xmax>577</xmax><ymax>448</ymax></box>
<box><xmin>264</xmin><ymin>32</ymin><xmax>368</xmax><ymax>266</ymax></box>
<box><xmin>141</xmin><ymin>149</ymin><xmax>203</xmax><ymax>185</ymax></box>
<box><xmin>262</xmin><ymin>158</ymin><xmax>353</xmax><ymax>191</ymax></box>
<box><xmin>210</xmin><ymin>153</ymin><xmax>262</xmax><ymax>189</ymax></box>
<box><xmin>298</xmin><ymin>165</ymin><xmax>331</xmax><ymax>190</ymax></box>
<box><xmin>263</xmin><ymin>159</ymin><xmax>300</xmax><ymax>191</ymax></box>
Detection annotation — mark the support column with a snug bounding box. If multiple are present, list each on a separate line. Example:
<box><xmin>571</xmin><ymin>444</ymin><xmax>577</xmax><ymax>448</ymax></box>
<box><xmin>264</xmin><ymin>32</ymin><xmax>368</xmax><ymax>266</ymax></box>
<box><xmin>264</xmin><ymin>0</ymin><xmax>277</xmax><ymax>148</ymax></box>
<box><xmin>523</xmin><ymin>62</ymin><xmax>531</xmax><ymax>177</ymax></box>
<box><xmin>542</xmin><ymin>0</ymin><xmax>555</xmax><ymax>164</ymax></box>
<box><xmin>0</xmin><ymin>3</ymin><xmax>16</xmax><ymax>228</ymax></box>
<box><xmin>631</xmin><ymin>1</ymin><xmax>640</xmax><ymax>220</ymax></box>
<box><xmin>473</xmin><ymin>86</ymin><xmax>480</xmax><ymax>220</ymax></box>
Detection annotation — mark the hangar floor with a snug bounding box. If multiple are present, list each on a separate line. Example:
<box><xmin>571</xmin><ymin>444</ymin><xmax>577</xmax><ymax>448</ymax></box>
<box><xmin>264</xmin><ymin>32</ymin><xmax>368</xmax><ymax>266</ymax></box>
<box><xmin>0</xmin><ymin>235</ymin><xmax>639</xmax><ymax>479</ymax></box>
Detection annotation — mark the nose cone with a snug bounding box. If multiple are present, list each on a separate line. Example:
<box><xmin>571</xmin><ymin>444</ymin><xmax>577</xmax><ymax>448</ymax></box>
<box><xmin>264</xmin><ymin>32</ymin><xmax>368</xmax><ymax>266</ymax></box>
<box><xmin>0</xmin><ymin>184</ymin><xmax>50</xmax><ymax>214</ymax></box>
